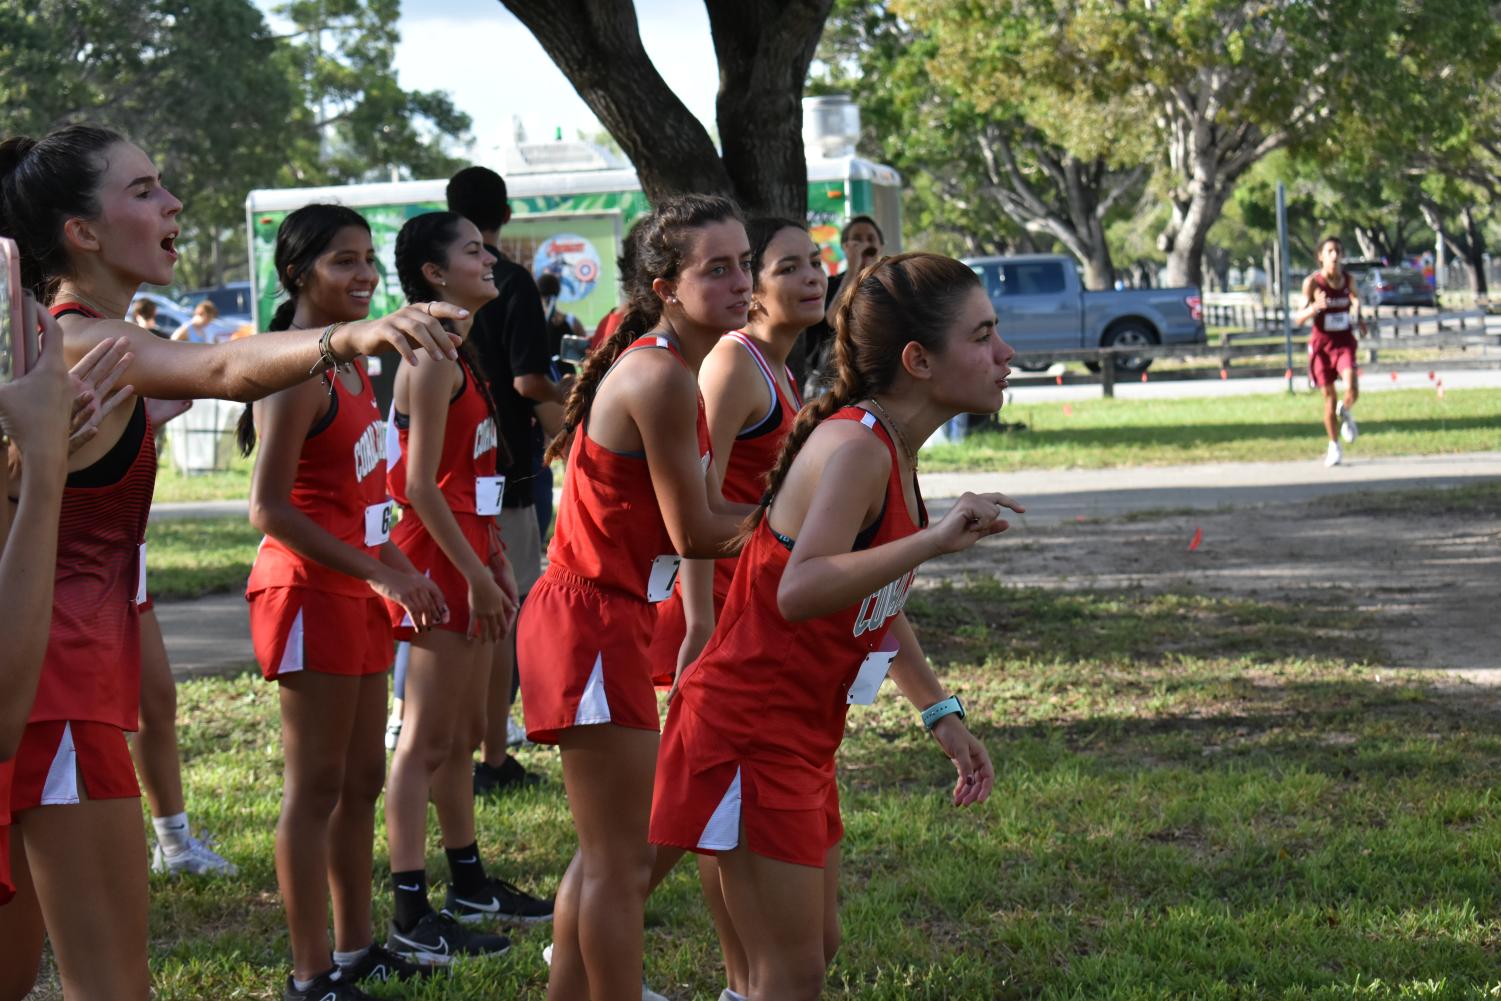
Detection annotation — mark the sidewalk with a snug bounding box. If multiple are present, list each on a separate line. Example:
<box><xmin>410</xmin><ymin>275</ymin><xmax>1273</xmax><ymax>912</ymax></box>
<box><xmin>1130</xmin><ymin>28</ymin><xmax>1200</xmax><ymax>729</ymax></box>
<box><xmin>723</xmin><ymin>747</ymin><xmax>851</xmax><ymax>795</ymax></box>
<box><xmin>153</xmin><ymin>450</ymin><xmax>1501</xmax><ymax>677</ymax></box>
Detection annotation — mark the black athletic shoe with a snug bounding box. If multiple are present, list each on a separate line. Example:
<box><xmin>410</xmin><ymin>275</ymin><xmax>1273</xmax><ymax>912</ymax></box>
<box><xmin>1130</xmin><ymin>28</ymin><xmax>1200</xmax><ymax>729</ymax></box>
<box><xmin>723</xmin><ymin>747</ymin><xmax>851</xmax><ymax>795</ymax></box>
<box><xmin>283</xmin><ymin>969</ymin><xmax>377</xmax><ymax>1001</ymax></box>
<box><xmin>340</xmin><ymin>943</ymin><xmax>433</xmax><ymax>983</ymax></box>
<box><xmin>444</xmin><ymin>875</ymin><xmax>555</xmax><ymax>924</ymax></box>
<box><xmin>386</xmin><ymin>909</ymin><xmax>511</xmax><ymax>966</ymax></box>
<box><xmin>473</xmin><ymin>755</ymin><xmax>544</xmax><ymax>796</ymax></box>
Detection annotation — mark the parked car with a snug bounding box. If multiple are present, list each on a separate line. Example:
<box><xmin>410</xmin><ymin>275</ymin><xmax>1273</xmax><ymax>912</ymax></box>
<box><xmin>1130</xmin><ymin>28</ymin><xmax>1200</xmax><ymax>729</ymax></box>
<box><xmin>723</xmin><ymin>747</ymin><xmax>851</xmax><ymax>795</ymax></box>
<box><xmin>182</xmin><ymin>281</ymin><xmax>253</xmax><ymax>324</ymax></box>
<box><xmin>1356</xmin><ymin>266</ymin><xmax>1435</xmax><ymax>307</ymax></box>
<box><xmin>130</xmin><ymin>290</ymin><xmax>241</xmax><ymax>342</ymax></box>
<box><xmin>961</xmin><ymin>254</ymin><xmax>1205</xmax><ymax>373</ymax></box>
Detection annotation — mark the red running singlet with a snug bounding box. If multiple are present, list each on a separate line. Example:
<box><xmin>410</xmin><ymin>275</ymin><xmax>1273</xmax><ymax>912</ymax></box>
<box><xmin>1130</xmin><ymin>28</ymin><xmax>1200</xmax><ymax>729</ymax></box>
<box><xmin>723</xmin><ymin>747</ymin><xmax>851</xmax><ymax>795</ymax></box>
<box><xmin>34</xmin><ymin>303</ymin><xmax>156</xmax><ymax>730</ymax></box>
<box><xmin>650</xmin><ymin>407</ymin><xmax>926</xmax><ymax>865</ymax></box>
<box><xmin>247</xmin><ymin>364</ymin><xmax>391</xmax><ymax>598</ymax></box>
<box><xmin>546</xmin><ymin>335</ymin><xmax>712</xmax><ymax>602</ymax></box>
<box><xmin>1311</xmin><ymin>271</ymin><xmax>1356</xmax><ymax>340</ymax></box>
<box><xmin>385</xmin><ymin>354</ymin><xmax>499</xmax><ymax>516</ymax></box>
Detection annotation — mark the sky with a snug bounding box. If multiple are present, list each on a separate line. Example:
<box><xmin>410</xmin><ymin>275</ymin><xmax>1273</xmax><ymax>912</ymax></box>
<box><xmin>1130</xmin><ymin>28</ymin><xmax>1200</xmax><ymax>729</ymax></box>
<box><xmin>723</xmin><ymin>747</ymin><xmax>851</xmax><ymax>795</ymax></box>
<box><xmin>257</xmin><ymin>0</ymin><xmax>721</xmax><ymax>162</ymax></box>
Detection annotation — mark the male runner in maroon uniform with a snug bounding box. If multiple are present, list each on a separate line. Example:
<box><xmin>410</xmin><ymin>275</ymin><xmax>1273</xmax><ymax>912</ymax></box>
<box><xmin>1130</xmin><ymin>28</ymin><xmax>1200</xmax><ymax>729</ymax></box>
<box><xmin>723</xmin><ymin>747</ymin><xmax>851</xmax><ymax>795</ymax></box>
<box><xmin>1294</xmin><ymin>237</ymin><xmax>1366</xmax><ymax>466</ymax></box>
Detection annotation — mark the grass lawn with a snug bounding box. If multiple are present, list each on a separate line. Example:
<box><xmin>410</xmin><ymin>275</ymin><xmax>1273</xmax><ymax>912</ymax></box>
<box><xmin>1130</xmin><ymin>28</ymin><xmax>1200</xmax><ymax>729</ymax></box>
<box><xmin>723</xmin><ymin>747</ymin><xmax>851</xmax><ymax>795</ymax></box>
<box><xmin>145</xmin><ymin>517</ymin><xmax>261</xmax><ymax>600</ymax></box>
<box><xmin>108</xmin><ymin>579</ymin><xmax>1501</xmax><ymax>999</ymax></box>
<box><xmin>153</xmin><ymin>445</ymin><xmax>255</xmax><ymax>504</ymax></box>
<box><xmin>924</xmin><ymin>386</ymin><xmax>1500</xmax><ymax>471</ymax></box>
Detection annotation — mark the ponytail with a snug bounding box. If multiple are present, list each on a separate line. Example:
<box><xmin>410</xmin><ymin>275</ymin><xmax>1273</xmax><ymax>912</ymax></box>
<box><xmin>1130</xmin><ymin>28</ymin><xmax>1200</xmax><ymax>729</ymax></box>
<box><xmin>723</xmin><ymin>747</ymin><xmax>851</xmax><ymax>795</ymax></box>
<box><xmin>543</xmin><ymin>193</ymin><xmax>742</xmax><ymax>464</ymax></box>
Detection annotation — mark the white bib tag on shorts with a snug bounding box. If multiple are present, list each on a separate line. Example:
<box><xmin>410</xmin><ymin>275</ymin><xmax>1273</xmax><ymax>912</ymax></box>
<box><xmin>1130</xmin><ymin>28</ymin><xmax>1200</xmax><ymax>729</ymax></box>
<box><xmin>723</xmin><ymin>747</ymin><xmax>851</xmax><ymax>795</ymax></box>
<box><xmin>646</xmin><ymin>554</ymin><xmax>683</xmax><ymax>603</ymax></box>
<box><xmin>136</xmin><ymin>542</ymin><xmax>148</xmax><ymax>606</ymax></box>
<box><xmin>1323</xmin><ymin>311</ymin><xmax>1351</xmax><ymax>332</ymax></box>
<box><xmin>848</xmin><ymin>634</ymin><xmax>900</xmax><ymax>705</ymax></box>
<box><xmin>364</xmin><ymin>501</ymin><xmax>394</xmax><ymax>547</ymax></box>
<box><xmin>475</xmin><ymin>475</ymin><xmax>505</xmax><ymax>516</ymax></box>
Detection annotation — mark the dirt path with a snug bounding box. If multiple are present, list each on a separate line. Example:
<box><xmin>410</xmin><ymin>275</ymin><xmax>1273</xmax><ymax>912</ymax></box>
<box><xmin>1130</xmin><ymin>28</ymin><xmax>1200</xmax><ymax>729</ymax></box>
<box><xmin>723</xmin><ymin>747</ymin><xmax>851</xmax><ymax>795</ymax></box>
<box><xmin>925</xmin><ymin>489</ymin><xmax>1501</xmax><ymax>681</ymax></box>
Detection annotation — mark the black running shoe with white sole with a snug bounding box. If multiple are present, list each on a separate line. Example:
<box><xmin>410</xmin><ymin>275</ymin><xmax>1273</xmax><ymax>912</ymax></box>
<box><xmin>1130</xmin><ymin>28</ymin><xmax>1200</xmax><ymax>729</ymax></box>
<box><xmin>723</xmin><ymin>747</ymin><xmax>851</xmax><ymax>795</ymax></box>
<box><xmin>444</xmin><ymin>876</ymin><xmax>554</xmax><ymax>924</ymax></box>
<box><xmin>283</xmin><ymin>969</ymin><xmax>377</xmax><ymax>1001</ymax></box>
<box><xmin>386</xmin><ymin>910</ymin><xmax>511</xmax><ymax>966</ymax></box>
<box><xmin>339</xmin><ymin>943</ymin><xmax>432</xmax><ymax>983</ymax></box>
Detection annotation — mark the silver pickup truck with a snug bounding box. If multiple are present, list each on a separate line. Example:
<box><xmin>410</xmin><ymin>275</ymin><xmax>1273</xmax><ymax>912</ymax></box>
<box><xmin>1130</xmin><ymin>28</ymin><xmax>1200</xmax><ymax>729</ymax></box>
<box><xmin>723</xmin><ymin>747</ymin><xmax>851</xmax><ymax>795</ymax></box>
<box><xmin>962</xmin><ymin>254</ymin><xmax>1205</xmax><ymax>373</ymax></box>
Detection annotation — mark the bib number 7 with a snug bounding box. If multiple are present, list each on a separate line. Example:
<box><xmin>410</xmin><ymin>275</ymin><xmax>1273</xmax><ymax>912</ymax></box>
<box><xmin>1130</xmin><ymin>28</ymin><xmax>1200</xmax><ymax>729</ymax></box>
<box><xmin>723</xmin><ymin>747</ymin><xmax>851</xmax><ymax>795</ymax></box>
<box><xmin>646</xmin><ymin>554</ymin><xmax>683</xmax><ymax>603</ymax></box>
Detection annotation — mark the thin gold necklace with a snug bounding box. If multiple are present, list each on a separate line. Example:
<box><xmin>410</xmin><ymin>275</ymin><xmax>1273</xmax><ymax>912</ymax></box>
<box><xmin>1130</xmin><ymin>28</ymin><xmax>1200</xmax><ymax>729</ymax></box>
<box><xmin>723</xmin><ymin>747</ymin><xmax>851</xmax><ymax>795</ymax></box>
<box><xmin>866</xmin><ymin>396</ymin><xmax>918</xmax><ymax>471</ymax></box>
<box><xmin>55</xmin><ymin>286</ymin><xmax>122</xmax><ymax>319</ymax></box>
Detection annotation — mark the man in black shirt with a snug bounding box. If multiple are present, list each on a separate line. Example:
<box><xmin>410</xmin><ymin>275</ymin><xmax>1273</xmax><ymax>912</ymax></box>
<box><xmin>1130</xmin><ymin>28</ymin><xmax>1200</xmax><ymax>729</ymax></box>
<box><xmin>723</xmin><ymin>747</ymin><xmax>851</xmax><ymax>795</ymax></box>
<box><xmin>447</xmin><ymin>166</ymin><xmax>566</xmax><ymax>797</ymax></box>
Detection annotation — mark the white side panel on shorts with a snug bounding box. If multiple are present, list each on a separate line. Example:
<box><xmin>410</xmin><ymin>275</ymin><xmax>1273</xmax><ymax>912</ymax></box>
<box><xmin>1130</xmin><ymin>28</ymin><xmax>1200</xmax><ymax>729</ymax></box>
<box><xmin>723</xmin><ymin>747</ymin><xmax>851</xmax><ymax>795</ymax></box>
<box><xmin>574</xmin><ymin>653</ymin><xmax>612</xmax><ymax>726</ymax></box>
<box><xmin>697</xmin><ymin>767</ymin><xmax>742</xmax><ymax>851</ymax></box>
<box><xmin>278</xmin><ymin>608</ymin><xmax>305</xmax><ymax>676</ymax></box>
<box><xmin>40</xmin><ymin>721</ymin><xmax>80</xmax><ymax>806</ymax></box>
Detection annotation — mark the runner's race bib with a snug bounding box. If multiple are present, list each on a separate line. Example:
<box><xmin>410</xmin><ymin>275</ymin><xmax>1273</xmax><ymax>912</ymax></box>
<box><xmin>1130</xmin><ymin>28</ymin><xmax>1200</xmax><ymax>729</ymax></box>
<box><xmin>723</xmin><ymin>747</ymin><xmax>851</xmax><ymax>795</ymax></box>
<box><xmin>1323</xmin><ymin>311</ymin><xmax>1351</xmax><ymax>332</ymax></box>
<box><xmin>646</xmin><ymin>554</ymin><xmax>683</xmax><ymax>603</ymax></box>
<box><xmin>848</xmin><ymin>633</ymin><xmax>900</xmax><ymax>705</ymax></box>
<box><xmin>475</xmin><ymin>475</ymin><xmax>505</xmax><ymax>516</ymax></box>
<box><xmin>364</xmin><ymin>501</ymin><xmax>394</xmax><ymax>547</ymax></box>
<box><xmin>136</xmin><ymin>542</ymin><xmax>148</xmax><ymax>606</ymax></box>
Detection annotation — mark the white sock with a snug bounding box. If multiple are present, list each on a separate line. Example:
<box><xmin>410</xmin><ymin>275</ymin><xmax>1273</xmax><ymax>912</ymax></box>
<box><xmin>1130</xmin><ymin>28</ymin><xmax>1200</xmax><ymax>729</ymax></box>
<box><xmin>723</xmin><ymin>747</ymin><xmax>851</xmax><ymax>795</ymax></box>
<box><xmin>333</xmin><ymin>945</ymin><xmax>370</xmax><ymax>969</ymax></box>
<box><xmin>724</xmin><ymin>991</ymin><xmax>749</xmax><ymax>1001</ymax></box>
<box><xmin>291</xmin><ymin>966</ymin><xmax>339</xmax><ymax>991</ymax></box>
<box><xmin>153</xmin><ymin>812</ymin><xmax>191</xmax><ymax>853</ymax></box>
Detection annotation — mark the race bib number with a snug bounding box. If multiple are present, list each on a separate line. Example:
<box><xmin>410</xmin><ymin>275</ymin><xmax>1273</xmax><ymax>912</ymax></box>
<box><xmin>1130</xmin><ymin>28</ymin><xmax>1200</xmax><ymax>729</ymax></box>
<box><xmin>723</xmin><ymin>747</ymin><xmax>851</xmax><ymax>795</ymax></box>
<box><xmin>475</xmin><ymin>475</ymin><xmax>505</xmax><ymax>516</ymax></box>
<box><xmin>847</xmin><ymin>634</ymin><xmax>900</xmax><ymax>705</ymax></box>
<box><xmin>1323</xmin><ymin>311</ymin><xmax>1351</xmax><ymax>332</ymax></box>
<box><xmin>646</xmin><ymin>554</ymin><xmax>682</xmax><ymax>603</ymax></box>
<box><xmin>136</xmin><ymin>542</ymin><xmax>148</xmax><ymax>606</ymax></box>
<box><xmin>364</xmin><ymin>501</ymin><xmax>394</xmax><ymax>547</ymax></box>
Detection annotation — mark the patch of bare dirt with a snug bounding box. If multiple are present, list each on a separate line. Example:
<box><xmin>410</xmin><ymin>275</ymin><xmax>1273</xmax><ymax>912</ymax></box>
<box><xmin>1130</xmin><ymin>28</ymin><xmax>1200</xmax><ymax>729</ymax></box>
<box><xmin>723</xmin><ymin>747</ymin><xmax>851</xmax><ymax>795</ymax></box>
<box><xmin>924</xmin><ymin>498</ymin><xmax>1501</xmax><ymax>679</ymax></box>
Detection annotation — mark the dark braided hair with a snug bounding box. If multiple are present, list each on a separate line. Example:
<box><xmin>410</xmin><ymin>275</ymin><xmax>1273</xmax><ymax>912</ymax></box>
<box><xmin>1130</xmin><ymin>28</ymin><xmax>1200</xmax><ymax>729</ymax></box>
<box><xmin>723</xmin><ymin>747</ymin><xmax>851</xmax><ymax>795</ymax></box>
<box><xmin>236</xmin><ymin>203</ymin><xmax>371</xmax><ymax>456</ymax></box>
<box><xmin>393</xmin><ymin>211</ymin><xmax>510</xmax><ymax>467</ymax></box>
<box><xmin>543</xmin><ymin>193</ymin><xmax>743</xmax><ymax>464</ymax></box>
<box><xmin>0</xmin><ymin>125</ymin><xmax>125</xmax><ymax>301</ymax></box>
<box><xmin>744</xmin><ymin>252</ymin><xmax>982</xmax><ymax>536</ymax></box>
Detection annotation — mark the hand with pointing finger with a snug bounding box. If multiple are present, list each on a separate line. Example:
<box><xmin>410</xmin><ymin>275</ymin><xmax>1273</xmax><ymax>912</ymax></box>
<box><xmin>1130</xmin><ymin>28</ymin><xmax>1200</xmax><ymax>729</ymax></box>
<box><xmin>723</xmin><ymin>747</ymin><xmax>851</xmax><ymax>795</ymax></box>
<box><xmin>925</xmin><ymin>491</ymin><xmax>1025</xmax><ymax>556</ymax></box>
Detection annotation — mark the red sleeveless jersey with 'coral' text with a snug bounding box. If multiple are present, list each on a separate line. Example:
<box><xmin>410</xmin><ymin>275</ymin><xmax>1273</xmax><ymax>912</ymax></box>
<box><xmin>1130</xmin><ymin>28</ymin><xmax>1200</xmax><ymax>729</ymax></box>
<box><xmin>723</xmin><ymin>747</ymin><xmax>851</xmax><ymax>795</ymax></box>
<box><xmin>34</xmin><ymin>303</ymin><xmax>156</xmax><ymax>730</ymax></box>
<box><xmin>547</xmin><ymin>335</ymin><xmax>712</xmax><ymax>601</ymax></box>
<box><xmin>247</xmin><ymin>363</ymin><xmax>390</xmax><ymax>598</ymax></box>
<box><xmin>385</xmin><ymin>355</ymin><xmax>498</xmax><ymax>515</ymax></box>
<box><xmin>673</xmin><ymin>407</ymin><xmax>926</xmax><ymax>803</ymax></box>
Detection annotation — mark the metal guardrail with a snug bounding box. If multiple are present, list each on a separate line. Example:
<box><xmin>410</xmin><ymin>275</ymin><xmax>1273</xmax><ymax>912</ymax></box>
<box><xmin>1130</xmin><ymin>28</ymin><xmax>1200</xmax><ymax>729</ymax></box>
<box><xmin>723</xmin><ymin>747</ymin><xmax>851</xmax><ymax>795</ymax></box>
<box><xmin>1006</xmin><ymin>310</ymin><xmax>1501</xmax><ymax>397</ymax></box>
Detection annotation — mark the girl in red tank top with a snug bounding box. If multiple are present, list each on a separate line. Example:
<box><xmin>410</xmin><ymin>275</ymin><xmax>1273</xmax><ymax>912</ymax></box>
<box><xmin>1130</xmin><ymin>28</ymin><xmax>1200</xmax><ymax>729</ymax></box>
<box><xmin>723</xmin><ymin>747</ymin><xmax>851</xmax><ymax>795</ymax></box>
<box><xmin>0</xmin><ymin>124</ymin><xmax>463</xmax><ymax>1001</ymax></box>
<box><xmin>518</xmin><ymin>195</ymin><xmax>754</xmax><ymax>1001</ymax></box>
<box><xmin>1294</xmin><ymin>236</ymin><xmax>1366</xmax><ymax>466</ymax></box>
<box><xmin>380</xmin><ymin>212</ymin><xmax>551</xmax><ymax>968</ymax></box>
<box><xmin>0</xmin><ymin>300</ymin><xmax>124</xmax><ymax>912</ymax></box>
<box><xmin>644</xmin><ymin>217</ymin><xmax>825</xmax><ymax>998</ymax></box>
<box><xmin>239</xmin><ymin>206</ymin><xmax>450</xmax><ymax>997</ymax></box>
<box><xmin>650</xmin><ymin>253</ymin><xmax>1021</xmax><ymax>1000</ymax></box>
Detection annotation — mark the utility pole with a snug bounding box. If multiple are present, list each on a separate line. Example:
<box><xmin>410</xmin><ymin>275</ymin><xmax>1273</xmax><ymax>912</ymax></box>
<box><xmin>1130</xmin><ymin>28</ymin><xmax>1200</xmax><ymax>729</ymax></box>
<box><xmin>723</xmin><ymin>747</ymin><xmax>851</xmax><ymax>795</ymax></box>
<box><xmin>1277</xmin><ymin>182</ymin><xmax>1294</xmax><ymax>394</ymax></box>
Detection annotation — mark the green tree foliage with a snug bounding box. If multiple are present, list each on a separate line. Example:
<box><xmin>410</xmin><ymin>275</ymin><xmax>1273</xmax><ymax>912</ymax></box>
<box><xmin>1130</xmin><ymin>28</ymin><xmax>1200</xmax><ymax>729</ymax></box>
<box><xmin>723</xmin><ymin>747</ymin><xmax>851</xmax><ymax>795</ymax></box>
<box><xmin>815</xmin><ymin>0</ymin><xmax>1150</xmax><ymax>287</ymax></box>
<box><xmin>0</xmin><ymin>0</ymin><xmax>471</xmax><ymax>289</ymax></box>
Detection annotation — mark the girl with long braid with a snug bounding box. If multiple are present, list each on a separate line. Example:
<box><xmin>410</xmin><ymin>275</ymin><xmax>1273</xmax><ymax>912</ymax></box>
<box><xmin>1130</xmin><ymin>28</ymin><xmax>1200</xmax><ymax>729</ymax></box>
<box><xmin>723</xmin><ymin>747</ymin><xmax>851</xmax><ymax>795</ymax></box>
<box><xmin>650</xmin><ymin>252</ymin><xmax>1018</xmax><ymax>1001</ymax></box>
<box><xmin>0</xmin><ymin>124</ymin><xmax>461</xmax><ymax>1001</ymax></box>
<box><xmin>239</xmin><ymin>204</ymin><xmax>449</xmax><ymax>1000</ymax></box>
<box><xmin>519</xmin><ymin>194</ymin><xmax>751</xmax><ymax>1001</ymax></box>
<box><xmin>383</xmin><ymin>211</ymin><xmax>552</xmax><ymax>967</ymax></box>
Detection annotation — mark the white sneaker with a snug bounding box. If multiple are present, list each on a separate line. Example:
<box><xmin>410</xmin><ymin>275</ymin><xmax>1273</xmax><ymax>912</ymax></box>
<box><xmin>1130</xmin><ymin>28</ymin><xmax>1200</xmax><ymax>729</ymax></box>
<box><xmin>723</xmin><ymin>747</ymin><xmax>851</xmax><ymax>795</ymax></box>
<box><xmin>719</xmin><ymin>991</ymin><xmax>749</xmax><ymax>1001</ymax></box>
<box><xmin>507</xmin><ymin>715</ymin><xmax>529</xmax><ymax>748</ymax></box>
<box><xmin>152</xmin><ymin>833</ymin><xmax>237</xmax><ymax>876</ymax></box>
<box><xmin>1324</xmin><ymin>440</ymin><xmax>1342</xmax><ymax>467</ymax></box>
<box><xmin>384</xmin><ymin>714</ymin><xmax>403</xmax><ymax>751</ymax></box>
<box><xmin>1337</xmin><ymin>402</ymin><xmax>1358</xmax><ymax>443</ymax></box>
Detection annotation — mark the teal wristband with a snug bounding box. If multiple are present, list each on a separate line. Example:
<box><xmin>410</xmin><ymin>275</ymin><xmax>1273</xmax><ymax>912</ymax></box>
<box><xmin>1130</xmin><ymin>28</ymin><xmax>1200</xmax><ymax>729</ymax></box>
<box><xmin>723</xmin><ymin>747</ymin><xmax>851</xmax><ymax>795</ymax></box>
<box><xmin>921</xmin><ymin>695</ymin><xmax>966</xmax><ymax>731</ymax></box>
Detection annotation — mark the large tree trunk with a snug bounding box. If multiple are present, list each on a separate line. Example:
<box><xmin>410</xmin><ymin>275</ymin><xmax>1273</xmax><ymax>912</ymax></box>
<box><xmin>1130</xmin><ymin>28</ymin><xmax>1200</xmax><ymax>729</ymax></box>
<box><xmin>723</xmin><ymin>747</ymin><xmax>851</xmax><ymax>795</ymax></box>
<box><xmin>501</xmin><ymin>0</ymin><xmax>833</xmax><ymax>216</ymax></box>
<box><xmin>707</xmin><ymin>0</ymin><xmax>832</xmax><ymax>218</ymax></box>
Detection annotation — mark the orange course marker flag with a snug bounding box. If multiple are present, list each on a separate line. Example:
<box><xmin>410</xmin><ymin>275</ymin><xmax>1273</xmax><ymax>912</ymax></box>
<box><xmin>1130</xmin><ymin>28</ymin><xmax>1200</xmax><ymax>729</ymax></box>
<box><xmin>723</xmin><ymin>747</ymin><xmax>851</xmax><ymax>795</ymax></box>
<box><xmin>1390</xmin><ymin>371</ymin><xmax>1398</xmax><ymax>382</ymax></box>
<box><xmin>1062</xmin><ymin>403</ymin><xmax>1074</xmax><ymax>416</ymax></box>
<box><xmin>1056</xmin><ymin>374</ymin><xmax>1064</xmax><ymax>385</ymax></box>
<box><xmin>1428</xmin><ymin>370</ymin><xmax>1436</xmax><ymax>381</ymax></box>
<box><xmin>1220</xmin><ymin>368</ymin><xmax>1228</xmax><ymax>380</ymax></box>
<box><xmin>1140</xmin><ymin>371</ymin><xmax>1149</xmax><ymax>383</ymax></box>
<box><xmin>1188</xmin><ymin>526</ymin><xmax>1203</xmax><ymax>552</ymax></box>
<box><xmin>1284</xmin><ymin>368</ymin><xmax>1293</xmax><ymax>380</ymax></box>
